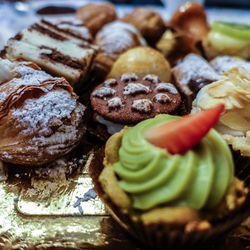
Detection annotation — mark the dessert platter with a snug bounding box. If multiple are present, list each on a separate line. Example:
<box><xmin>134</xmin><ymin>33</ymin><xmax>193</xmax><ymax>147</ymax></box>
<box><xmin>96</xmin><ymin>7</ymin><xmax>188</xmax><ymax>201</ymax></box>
<box><xmin>0</xmin><ymin>1</ymin><xmax>249</xmax><ymax>249</ymax></box>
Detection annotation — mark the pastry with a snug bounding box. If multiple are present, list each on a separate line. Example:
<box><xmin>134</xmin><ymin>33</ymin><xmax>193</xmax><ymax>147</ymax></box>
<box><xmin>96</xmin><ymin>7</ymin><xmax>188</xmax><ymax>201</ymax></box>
<box><xmin>121</xmin><ymin>7</ymin><xmax>165</xmax><ymax>45</ymax></box>
<box><xmin>172</xmin><ymin>53</ymin><xmax>220</xmax><ymax>109</ymax></box>
<box><xmin>203</xmin><ymin>21</ymin><xmax>250</xmax><ymax>60</ymax></box>
<box><xmin>193</xmin><ymin>67</ymin><xmax>250</xmax><ymax>158</ymax></box>
<box><xmin>156</xmin><ymin>2</ymin><xmax>209</xmax><ymax>65</ymax></box>
<box><xmin>76</xmin><ymin>3</ymin><xmax>117</xmax><ymax>36</ymax></box>
<box><xmin>0</xmin><ymin>59</ymin><xmax>86</xmax><ymax>166</ymax></box>
<box><xmin>90</xmin><ymin>73</ymin><xmax>186</xmax><ymax>139</ymax></box>
<box><xmin>3</xmin><ymin>19</ymin><xmax>97</xmax><ymax>89</ymax></box>
<box><xmin>90</xmin><ymin>107</ymin><xmax>248</xmax><ymax>248</ymax></box>
<box><xmin>108</xmin><ymin>46</ymin><xmax>171</xmax><ymax>82</ymax></box>
<box><xmin>169</xmin><ymin>2</ymin><xmax>209</xmax><ymax>42</ymax></box>
<box><xmin>93</xmin><ymin>21</ymin><xmax>146</xmax><ymax>79</ymax></box>
<box><xmin>210</xmin><ymin>55</ymin><xmax>250</xmax><ymax>75</ymax></box>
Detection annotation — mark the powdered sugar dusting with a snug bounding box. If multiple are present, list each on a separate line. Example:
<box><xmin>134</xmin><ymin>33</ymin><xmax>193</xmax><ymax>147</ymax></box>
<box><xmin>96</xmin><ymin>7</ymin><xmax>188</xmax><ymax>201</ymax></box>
<box><xmin>96</xmin><ymin>21</ymin><xmax>146</xmax><ymax>60</ymax></box>
<box><xmin>210</xmin><ymin>56</ymin><xmax>250</xmax><ymax>75</ymax></box>
<box><xmin>173</xmin><ymin>54</ymin><xmax>219</xmax><ymax>85</ymax></box>
<box><xmin>11</xmin><ymin>90</ymin><xmax>76</xmax><ymax>136</ymax></box>
<box><xmin>0</xmin><ymin>62</ymin><xmax>53</xmax><ymax>104</ymax></box>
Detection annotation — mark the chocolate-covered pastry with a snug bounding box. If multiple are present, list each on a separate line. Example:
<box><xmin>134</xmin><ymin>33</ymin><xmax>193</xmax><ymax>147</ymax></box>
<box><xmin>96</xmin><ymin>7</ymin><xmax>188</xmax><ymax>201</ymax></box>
<box><xmin>0</xmin><ymin>59</ymin><xmax>86</xmax><ymax>166</ymax></box>
<box><xmin>172</xmin><ymin>54</ymin><xmax>220</xmax><ymax>109</ymax></box>
<box><xmin>93</xmin><ymin>21</ymin><xmax>147</xmax><ymax>79</ymax></box>
<box><xmin>76</xmin><ymin>3</ymin><xmax>117</xmax><ymax>36</ymax></box>
<box><xmin>121</xmin><ymin>7</ymin><xmax>165</xmax><ymax>45</ymax></box>
<box><xmin>90</xmin><ymin>73</ymin><xmax>185</xmax><ymax>139</ymax></box>
<box><xmin>4</xmin><ymin>19</ymin><xmax>96</xmax><ymax>89</ymax></box>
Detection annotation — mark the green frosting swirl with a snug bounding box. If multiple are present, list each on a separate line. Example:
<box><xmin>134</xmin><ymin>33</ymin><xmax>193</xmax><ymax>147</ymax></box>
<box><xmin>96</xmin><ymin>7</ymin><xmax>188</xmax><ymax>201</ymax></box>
<box><xmin>113</xmin><ymin>115</ymin><xmax>234</xmax><ymax>211</ymax></box>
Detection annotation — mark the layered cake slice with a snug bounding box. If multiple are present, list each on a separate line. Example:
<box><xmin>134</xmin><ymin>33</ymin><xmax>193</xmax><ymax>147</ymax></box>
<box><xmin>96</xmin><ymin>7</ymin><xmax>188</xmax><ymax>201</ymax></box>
<box><xmin>3</xmin><ymin>20</ymin><xmax>97</xmax><ymax>89</ymax></box>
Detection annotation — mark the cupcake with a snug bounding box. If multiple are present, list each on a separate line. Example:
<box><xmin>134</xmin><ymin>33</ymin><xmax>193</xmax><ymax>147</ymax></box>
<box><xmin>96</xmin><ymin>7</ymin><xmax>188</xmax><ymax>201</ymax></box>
<box><xmin>90</xmin><ymin>106</ymin><xmax>249</xmax><ymax>248</ymax></box>
<box><xmin>193</xmin><ymin>67</ymin><xmax>250</xmax><ymax>169</ymax></box>
<box><xmin>203</xmin><ymin>21</ymin><xmax>250</xmax><ymax>60</ymax></box>
<box><xmin>89</xmin><ymin>73</ymin><xmax>186</xmax><ymax>140</ymax></box>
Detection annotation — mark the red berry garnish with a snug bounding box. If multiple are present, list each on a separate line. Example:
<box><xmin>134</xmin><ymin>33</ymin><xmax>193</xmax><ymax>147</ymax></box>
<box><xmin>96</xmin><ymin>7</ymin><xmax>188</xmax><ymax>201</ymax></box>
<box><xmin>144</xmin><ymin>104</ymin><xmax>224</xmax><ymax>154</ymax></box>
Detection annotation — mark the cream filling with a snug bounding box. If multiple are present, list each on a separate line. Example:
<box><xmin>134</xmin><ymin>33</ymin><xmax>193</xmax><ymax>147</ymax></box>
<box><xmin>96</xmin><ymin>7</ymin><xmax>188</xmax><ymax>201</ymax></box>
<box><xmin>20</xmin><ymin>29</ymin><xmax>93</xmax><ymax>60</ymax></box>
<box><xmin>96</xmin><ymin>115</ymin><xmax>124</xmax><ymax>135</ymax></box>
<box><xmin>0</xmin><ymin>59</ymin><xmax>14</xmax><ymax>84</ymax></box>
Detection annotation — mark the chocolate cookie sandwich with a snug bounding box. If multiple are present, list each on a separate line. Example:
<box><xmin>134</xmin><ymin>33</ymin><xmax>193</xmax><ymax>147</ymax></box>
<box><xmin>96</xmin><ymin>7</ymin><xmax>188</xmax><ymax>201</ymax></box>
<box><xmin>2</xmin><ymin>19</ymin><xmax>97</xmax><ymax>90</ymax></box>
<box><xmin>90</xmin><ymin>73</ymin><xmax>186</xmax><ymax>140</ymax></box>
<box><xmin>90</xmin><ymin>106</ymin><xmax>249</xmax><ymax>249</ymax></box>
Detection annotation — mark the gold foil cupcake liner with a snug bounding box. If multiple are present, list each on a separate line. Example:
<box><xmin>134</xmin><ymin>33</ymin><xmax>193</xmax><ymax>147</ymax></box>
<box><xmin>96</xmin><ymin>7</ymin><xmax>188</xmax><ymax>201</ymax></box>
<box><xmin>89</xmin><ymin>148</ymin><xmax>250</xmax><ymax>249</ymax></box>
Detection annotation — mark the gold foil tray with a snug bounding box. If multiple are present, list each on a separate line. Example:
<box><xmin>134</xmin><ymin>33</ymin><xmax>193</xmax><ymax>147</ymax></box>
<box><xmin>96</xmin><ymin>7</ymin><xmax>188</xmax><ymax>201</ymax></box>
<box><xmin>0</xmin><ymin>147</ymin><xmax>249</xmax><ymax>249</ymax></box>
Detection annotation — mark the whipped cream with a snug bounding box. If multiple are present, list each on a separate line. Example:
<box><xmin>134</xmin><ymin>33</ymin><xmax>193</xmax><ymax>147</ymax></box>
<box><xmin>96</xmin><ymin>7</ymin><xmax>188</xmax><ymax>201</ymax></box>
<box><xmin>96</xmin><ymin>115</ymin><xmax>124</xmax><ymax>135</ymax></box>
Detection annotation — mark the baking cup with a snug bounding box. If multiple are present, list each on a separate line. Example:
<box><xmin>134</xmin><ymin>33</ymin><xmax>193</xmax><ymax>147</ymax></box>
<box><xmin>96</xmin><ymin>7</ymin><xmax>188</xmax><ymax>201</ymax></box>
<box><xmin>89</xmin><ymin>148</ymin><xmax>250</xmax><ymax>249</ymax></box>
<box><xmin>231</xmin><ymin>149</ymin><xmax>250</xmax><ymax>186</ymax></box>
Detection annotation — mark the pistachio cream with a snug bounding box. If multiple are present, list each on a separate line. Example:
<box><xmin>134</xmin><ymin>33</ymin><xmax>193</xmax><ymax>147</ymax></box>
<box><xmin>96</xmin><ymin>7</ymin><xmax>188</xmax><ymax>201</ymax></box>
<box><xmin>113</xmin><ymin>115</ymin><xmax>234</xmax><ymax>211</ymax></box>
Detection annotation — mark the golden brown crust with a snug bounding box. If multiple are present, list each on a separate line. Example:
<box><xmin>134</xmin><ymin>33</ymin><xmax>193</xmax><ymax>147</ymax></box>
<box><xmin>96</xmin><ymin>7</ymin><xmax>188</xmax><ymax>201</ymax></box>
<box><xmin>0</xmin><ymin>61</ymin><xmax>86</xmax><ymax>166</ymax></box>
<box><xmin>76</xmin><ymin>3</ymin><xmax>117</xmax><ymax>36</ymax></box>
<box><xmin>156</xmin><ymin>2</ymin><xmax>209</xmax><ymax>65</ymax></box>
<box><xmin>169</xmin><ymin>2</ymin><xmax>209</xmax><ymax>41</ymax></box>
<box><xmin>121</xmin><ymin>7</ymin><xmax>165</xmax><ymax>45</ymax></box>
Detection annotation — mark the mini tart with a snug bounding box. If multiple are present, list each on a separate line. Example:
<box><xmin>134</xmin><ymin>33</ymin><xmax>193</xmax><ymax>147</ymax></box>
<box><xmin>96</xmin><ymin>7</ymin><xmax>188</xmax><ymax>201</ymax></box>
<box><xmin>90</xmin><ymin>117</ymin><xmax>249</xmax><ymax>248</ymax></box>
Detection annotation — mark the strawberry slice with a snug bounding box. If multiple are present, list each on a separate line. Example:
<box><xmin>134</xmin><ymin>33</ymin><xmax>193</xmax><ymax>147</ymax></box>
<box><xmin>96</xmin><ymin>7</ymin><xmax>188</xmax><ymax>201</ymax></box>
<box><xmin>144</xmin><ymin>104</ymin><xmax>224</xmax><ymax>154</ymax></box>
